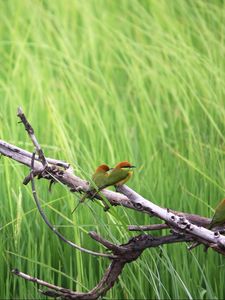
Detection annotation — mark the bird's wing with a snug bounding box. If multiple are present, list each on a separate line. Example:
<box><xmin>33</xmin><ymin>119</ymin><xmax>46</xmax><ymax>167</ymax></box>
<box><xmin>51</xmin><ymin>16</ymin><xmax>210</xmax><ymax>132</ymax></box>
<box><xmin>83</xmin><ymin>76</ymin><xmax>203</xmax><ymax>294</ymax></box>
<box><xmin>116</xmin><ymin>171</ymin><xmax>133</xmax><ymax>185</ymax></box>
<box><xmin>106</xmin><ymin>169</ymin><xmax>128</xmax><ymax>186</ymax></box>
<box><xmin>92</xmin><ymin>172</ymin><xmax>108</xmax><ymax>189</ymax></box>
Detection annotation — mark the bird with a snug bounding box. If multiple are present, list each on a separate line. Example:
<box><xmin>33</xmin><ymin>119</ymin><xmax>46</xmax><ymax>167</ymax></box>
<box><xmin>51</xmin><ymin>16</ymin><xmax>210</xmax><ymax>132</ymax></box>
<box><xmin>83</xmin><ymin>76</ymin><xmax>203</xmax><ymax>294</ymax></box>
<box><xmin>72</xmin><ymin>164</ymin><xmax>110</xmax><ymax>213</ymax></box>
<box><xmin>208</xmin><ymin>199</ymin><xmax>225</xmax><ymax>229</ymax></box>
<box><xmin>106</xmin><ymin>161</ymin><xmax>135</xmax><ymax>187</ymax></box>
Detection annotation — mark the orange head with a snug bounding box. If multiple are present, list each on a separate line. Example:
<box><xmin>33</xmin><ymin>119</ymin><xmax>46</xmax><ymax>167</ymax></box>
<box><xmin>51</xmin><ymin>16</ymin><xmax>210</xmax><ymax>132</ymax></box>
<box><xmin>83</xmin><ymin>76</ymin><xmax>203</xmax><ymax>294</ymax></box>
<box><xmin>95</xmin><ymin>164</ymin><xmax>110</xmax><ymax>173</ymax></box>
<box><xmin>115</xmin><ymin>161</ymin><xmax>135</xmax><ymax>169</ymax></box>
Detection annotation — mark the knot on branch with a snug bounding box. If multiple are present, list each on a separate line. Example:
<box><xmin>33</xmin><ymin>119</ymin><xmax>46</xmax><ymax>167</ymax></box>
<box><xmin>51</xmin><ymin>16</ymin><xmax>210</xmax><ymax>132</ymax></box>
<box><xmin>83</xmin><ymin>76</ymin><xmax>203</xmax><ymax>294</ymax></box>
<box><xmin>133</xmin><ymin>202</ymin><xmax>143</xmax><ymax>210</ymax></box>
<box><xmin>170</xmin><ymin>215</ymin><xmax>176</xmax><ymax>221</ymax></box>
<box><xmin>177</xmin><ymin>217</ymin><xmax>193</xmax><ymax>230</ymax></box>
<box><xmin>125</xmin><ymin>234</ymin><xmax>153</xmax><ymax>246</ymax></box>
<box><xmin>214</xmin><ymin>231</ymin><xmax>220</xmax><ymax>238</ymax></box>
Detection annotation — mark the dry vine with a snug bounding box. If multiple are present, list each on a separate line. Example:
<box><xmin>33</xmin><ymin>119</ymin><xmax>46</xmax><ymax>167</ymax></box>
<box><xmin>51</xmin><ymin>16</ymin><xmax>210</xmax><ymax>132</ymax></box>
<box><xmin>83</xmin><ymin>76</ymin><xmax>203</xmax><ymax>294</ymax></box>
<box><xmin>1</xmin><ymin>107</ymin><xmax>225</xmax><ymax>299</ymax></box>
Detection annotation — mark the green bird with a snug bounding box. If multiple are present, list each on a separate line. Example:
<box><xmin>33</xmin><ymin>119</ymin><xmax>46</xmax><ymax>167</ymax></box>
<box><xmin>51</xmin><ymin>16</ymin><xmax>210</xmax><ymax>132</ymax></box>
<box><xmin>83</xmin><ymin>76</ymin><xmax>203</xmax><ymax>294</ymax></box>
<box><xmin>106</xmin><ymin>161</ymin><xmax>135</xmax><ymax>187</ymax></box>
<box><xmin>208</xmin><ymin>199</ymin><xmax>225</xmax><ymax>229</ymax></box>
<box><xmin>72</xmin><ymin>164</ymin><xmax>110</xmax><ymax>213</ymax></box>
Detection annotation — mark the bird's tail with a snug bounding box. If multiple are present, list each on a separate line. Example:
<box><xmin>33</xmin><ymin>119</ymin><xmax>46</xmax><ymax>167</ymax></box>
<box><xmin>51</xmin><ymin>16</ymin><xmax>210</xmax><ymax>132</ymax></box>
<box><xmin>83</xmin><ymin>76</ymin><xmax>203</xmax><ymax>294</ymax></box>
<box><xmin>71</xmin><ymin>186</ymin><xmax>107</xmax><ymax>214</ymax></box>
<box><xmin>71</xmin><ymin>192</ymin><xmax>89</xmax><ymax>214</ymax></box>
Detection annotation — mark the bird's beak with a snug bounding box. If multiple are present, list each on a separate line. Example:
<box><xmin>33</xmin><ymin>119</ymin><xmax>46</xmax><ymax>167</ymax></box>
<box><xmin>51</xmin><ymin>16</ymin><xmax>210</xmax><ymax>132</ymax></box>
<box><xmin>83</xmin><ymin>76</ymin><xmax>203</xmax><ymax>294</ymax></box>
<box><xmin>120</xmin><ymin>165</ymin><xmax>136</xmax><ymax>169</ymax></box>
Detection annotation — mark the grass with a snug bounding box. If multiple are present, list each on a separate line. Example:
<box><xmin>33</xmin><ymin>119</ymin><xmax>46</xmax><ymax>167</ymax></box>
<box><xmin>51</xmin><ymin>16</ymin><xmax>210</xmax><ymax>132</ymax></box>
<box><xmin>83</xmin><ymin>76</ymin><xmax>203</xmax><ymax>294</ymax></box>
<box><xmin>0</xmin><ymin>0</ymin><xmax>224</xmax><ymax>299</ymax></box>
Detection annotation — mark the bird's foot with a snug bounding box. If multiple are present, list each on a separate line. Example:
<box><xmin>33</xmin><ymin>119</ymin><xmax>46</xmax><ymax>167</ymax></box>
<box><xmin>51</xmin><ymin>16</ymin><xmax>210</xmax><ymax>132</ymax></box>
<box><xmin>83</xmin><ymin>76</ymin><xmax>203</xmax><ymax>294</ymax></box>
<box><xmin>103</xmin><ymin>205</ymin><xmax>110</xmax><ymax>212</ymax></box>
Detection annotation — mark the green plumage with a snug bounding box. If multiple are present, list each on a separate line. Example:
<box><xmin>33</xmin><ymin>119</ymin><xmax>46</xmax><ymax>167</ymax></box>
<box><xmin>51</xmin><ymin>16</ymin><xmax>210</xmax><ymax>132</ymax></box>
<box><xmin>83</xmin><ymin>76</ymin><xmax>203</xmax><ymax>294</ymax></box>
<box><xmin>80</xmin><ymin>169</ymin><xmax>109</xmax><ymax>203</ymax></box>
<box><xmin>91</xmin><ymin>170</ymin><xmax>109</xmax><ymax>190</ymax></box>
<box><xmin>106</xmin><ymin>168</ymin><xmax>132</xmax><ymax>186</ymax></box>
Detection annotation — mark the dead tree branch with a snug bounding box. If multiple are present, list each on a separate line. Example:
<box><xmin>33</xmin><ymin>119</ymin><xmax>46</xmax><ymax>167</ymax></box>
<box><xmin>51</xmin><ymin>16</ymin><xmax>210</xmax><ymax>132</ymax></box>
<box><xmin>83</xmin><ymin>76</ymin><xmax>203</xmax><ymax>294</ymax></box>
<box><xmin>17</xmin><ymin>107</ymin><xmax>48</xmax><ymax>168</ymax></box>
<box><xmin>117</xmin><ymin>185</ymin><xmax>225</xmax><ymax>255</ymax></box>
<box><xmin>0</xmin><ymin>108</ymin><xmax>224</xmax><ymax>299</ymax></box>
<box><xmin>0</xmin><ymin>139</ymin><xmax>211</xmax><ymax>226</ymax></box>
<box><xmin>11</xmin><ymin>268</ymin><xmax>78</xmax><ymax>297</ymax></box>
<box><xmin>12</xmin><ymin>233</ymin><xmax>191</xmax><ymax>299</ymax></box>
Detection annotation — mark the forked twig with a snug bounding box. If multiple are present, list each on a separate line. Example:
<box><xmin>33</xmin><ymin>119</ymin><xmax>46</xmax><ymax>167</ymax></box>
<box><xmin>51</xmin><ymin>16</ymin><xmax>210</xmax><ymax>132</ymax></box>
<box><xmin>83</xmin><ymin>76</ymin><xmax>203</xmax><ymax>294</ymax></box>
<box><xmin>17</xmin><ymin>107</ymin><xmax>47</xmax><ymax>167</ymax></box>
<box><xmin>12</xmin><ymin>233</ymin><xmax>192</xmax><ymax>299</ymax></box>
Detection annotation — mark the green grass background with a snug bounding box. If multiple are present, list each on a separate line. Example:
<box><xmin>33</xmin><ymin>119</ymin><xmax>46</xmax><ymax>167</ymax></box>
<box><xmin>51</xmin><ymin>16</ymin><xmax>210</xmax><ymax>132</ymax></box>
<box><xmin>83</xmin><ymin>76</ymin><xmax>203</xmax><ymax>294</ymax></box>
<box><xmin>0</xmin><ymin>0</ymin><xmax>224</xmax><ymax>299</ymax></box>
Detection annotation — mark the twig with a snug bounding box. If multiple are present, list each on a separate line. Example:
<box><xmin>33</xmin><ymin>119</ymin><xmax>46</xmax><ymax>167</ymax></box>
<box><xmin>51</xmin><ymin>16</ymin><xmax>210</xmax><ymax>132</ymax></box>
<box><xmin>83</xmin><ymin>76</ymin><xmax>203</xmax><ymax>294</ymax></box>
<box><xmin>17</xmin><ymin>107</ymin><xmax>47</xmax><ymax>167</ymax></box>
<box><xmin>11</xmin><ymin>268</ymin><xmax>78</xmax><ymax>296</ymax></box>
<box><xmin>12</xmin><ymin>233</ymin><xmax>190</xmax><ymax>299</ymax></box>
<box><xmin>89</xmin><ymin>231</ymin><xmax>127</xmax><ymax>253</ymax></box>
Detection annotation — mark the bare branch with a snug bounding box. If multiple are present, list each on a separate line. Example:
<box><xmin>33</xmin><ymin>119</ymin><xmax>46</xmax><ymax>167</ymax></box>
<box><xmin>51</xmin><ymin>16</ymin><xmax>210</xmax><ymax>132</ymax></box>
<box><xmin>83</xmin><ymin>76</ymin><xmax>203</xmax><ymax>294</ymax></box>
<box><xmin>0</xmin><ymin>140</ymin><xmax>69</xmax><ymax>169</ymax></box>
<box><xmin>1</xmin><ymin>137</ymin><xmax>224</xmax><ymax>255</ymax></box>
<box><xmin>0</xmin><ymin>140</ymin><xmax>212</xmax><ymax>226</ymax></box>
<box><xmin>89</xmin><ymin>231</ymin><xmax>127</xmax><ymax>253</ymax></box>
<box><xmin>11</xmin><ymin>269</ymin><xmax>78</xmax><ymax>296</ymax></box>
<box><xmin>12</xmin><ymin>233</ymin><xmax>189</xmax><ymax>299</ymax></box>
<box><xmin>1</xmin><ymin>137</ymin><xmax>223</xmax><ymax>248</ymax></box>
<box><xmin>117</xmin><ymin>185</ymin><xmax>225</xmax><ymax>255</ymax></box>
<box><xmin>2</xmin><ymin>107</ymin><xmax>225</xmax><ymax>299</ymax></box>
<box><xmin>0</xmin><ymin>139</ymin><xmax>44</xmax><ymax>170</ymax></box>
<box><xmin>17</xmin><ymin>107</ymin><xmax>47</xmax><ymax>167</ymax></box>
